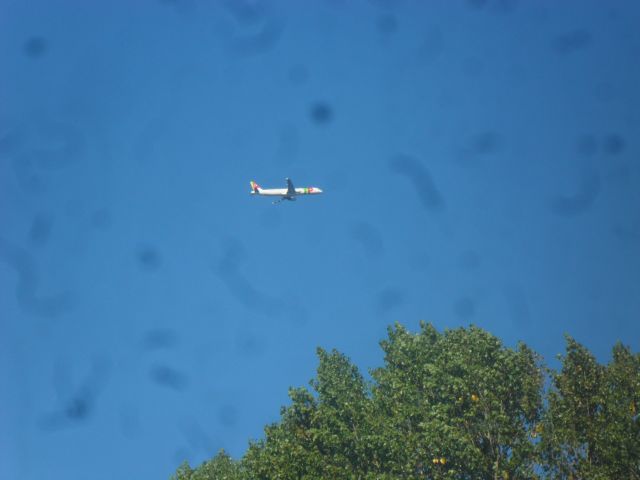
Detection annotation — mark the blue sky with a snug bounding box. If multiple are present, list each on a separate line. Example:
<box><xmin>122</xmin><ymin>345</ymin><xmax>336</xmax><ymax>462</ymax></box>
<box><xmin>1</xmin><ymin>1</ymin><xmax>639</xmax><ymax>479</ymax></box>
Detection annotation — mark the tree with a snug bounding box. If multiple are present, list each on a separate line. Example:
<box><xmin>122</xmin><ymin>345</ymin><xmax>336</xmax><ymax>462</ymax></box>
<box><xmin>243</xmin><ymin>348</ymin><xmax>374</xmax><ymax>479</ymax></box>
<box><xmin>172</xmin><ymin>323</ymin><xmax>638</xmax><ymax>480</ymax></box>
<box><xmin>170</xmin><ymin>450</ymin><xmax>243</xmax><ymax>480</ymax></box>
<box><xmin>243</xmin><ymin>324</ymin><xmax>543</xmax><ymax>479</ymax></box>
<box><xmin>540</xmin><ymin>337</ymin><xmax>640</xmax><ymax>479</ymax></box>
<box><xmin>371</xmin><ymin>322</ymin><xmax>543</xmax><ymax>479</ymax></box>
<box><xmin>171</xmin><ymin>461</ymin><xmax>194</xmax><ymax>480</ymax></box>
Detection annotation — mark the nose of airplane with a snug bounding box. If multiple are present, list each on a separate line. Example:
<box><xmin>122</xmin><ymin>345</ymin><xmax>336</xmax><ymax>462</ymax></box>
<box><xmin>316</xmin><ymin>188</ymin><xmax>323</xmax><ymax>193</ymax></box>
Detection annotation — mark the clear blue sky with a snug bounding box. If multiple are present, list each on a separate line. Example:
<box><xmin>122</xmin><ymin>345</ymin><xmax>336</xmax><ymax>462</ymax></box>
<box><xmin>1</xmin><ymin>1</ymin><xmax>639</xmax><ymax>479</ymax></box>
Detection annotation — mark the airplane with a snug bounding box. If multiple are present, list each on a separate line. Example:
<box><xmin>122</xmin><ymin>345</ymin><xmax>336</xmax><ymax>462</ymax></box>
<box><xmin>249</xmin><ymin>178</ymin><xmax>323</xmax><ymax>204</ymax></box>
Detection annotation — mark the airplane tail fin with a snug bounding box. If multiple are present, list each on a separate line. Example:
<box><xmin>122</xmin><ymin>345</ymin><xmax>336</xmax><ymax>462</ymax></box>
<box><xmin>250</xmin><ymin>181</ymin><xmax>261</xmax><ymax>193</ymax></box>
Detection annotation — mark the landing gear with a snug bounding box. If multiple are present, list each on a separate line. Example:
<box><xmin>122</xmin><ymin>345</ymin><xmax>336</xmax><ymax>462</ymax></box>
<box><xmin>272</xmin><ymin>197</ymin><xmax>295</xmax><ymax>205</ymax></box>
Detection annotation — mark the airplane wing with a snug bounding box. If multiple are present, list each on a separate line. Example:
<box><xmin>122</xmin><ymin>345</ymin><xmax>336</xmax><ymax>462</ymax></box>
<box><xmin>286</xmin><ymin>177</ymin><xmax>296</xmax><ymax>196</ymax></box>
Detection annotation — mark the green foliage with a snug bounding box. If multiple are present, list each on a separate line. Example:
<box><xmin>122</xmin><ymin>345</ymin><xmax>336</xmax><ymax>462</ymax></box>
<box><xmin>170</xmin><ymin>450</ymin><xmax>243</xmax><ymax>480</ymax></box>
<box><xmin>172</xmin><ymin>323</ymin><xmax>639</xmax><ymax>480</ymax></box>
<box><xmin>540</xmin><ymin>337</ymin><xmax>640</xmax><ymax>479</ymax></box>
<box><xmin>371</xmin><ymin>322</ymin><xmax>543</xmax><ymax>479</ymax></box>
<box><xmin>171</xmin><ymin>461</ymin><xmax>193</xmax><ymax>480</ymax></box>
<box><xmin>243</xmin><ymin>348</ymin><xmax>373</xmax><ymax>479</ymax></box>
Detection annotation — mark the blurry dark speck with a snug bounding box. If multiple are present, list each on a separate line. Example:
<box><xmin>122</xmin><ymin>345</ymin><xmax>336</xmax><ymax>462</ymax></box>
<box><xmin>0</xmin><ymin>236</ymin><xmax>73</xmax><ymax>317</ymax></box>
<box><xmin>376</xmin><ymin>287</ymin><xmax>404</xmax><ymax>313</ymax></box>
<box><xmin>223</xmin><ymin>0</ymin><xmax>266</xmax><ymax>25</ymax></box>
<box><xmin>136</xmin><ymin>245</ymin><xmax>161</xmax><ymax>271</ymax></box>
<box><xmin>389</xmin><ymin>155</ymin><xmax>444</xmax><ymax>211</ymax></box>
<box><xmin>471</xmin><ymin>132</ymin><xmax>500</xmax><ymax>155</ymax></box>
<box><xmin>612</xmin><ymin>224</ymin><xmax>640</xmax><ymax>242</ymax></box>
<box><xmin>91</xmin><ymin>209</ymin><xmax>112</xmax><ymax>229</ymax></box>
<box><xmin>552</xmin><ymin>29</ymin><xmax>592</xmax><ymax>54</ymax></box>
<box><xmin>215</xmin><ymin>239</ymin><xmax>282</xmax><ymax>314</ymax></box>
<box><xmin>576</xmin><ymin>134</ymin><xmax>598</xmax><ymax>157</ymax></box>
<box><xmin>142</xmin><ymin>329</ymin><xmax>178</xmax><ymax>350</ymax></box>
<box><xmin>457</xmin><ymin>132</ymin><xmax>501</xmax><ymax>165</ymax></box>
<box><xmin>310</xmin><ymin>102</ymin><xmax>333</xmax><ymax>126</ymax></box>
<box><xmin>217</xmin><ymin>240</ymin><xmax>245</xmax><ymax>275</ymax></box>
<box><xmin>29</xmin><ymin>212</ymin><xmax>53</xmax><ymax>246</ymax></box>
<box><xmin>603</xmin><ymin>134</ymin><xmax>625</xmax><ymax>155</ymax></box>
<box><xmin>235</xmin><ymin>331</ymin><xmax>266</xmax><ymax>356</ymax></box>
<box><xmin>24</xmin><ymin>36</ymin><xmax>47</xmax><ymax>58</ymax></box>
<box><xmin>181</xmin><ymin>421</ymin><xmax>213</xmax><ymax>453</ymax></box>
<box><xmin>218</xmin><ymin>404</ymin><xmax>238</xmax><ymax>427</ymax></box>
<box><xmin>351</xmin><ymin>222</ymin><xmax>384</xmax><ymax>259</ymax></box>
<box><xmin>550</xmin><ymin>172</ymin><xmax>601</xmax><ymax>216</ymax></box>
<box><xmin>65</xmin><ymin>397</ymin><xmax>89</xmax><ymax>420</ymax></box>
<box><xmin>39</xmin><ymin>359</ymin><xmax>109</xmax><ymax>431</ymax></box>
<box><xmin>232</xmin><ymin>17</ymin><xmax>285</xmax><ymax>56</ymax></box>
<box><xmin>376</xmin><ymin>14</ymin><xmax>397</xmax><ymax>35</ymax></box>
<box><xmin>149</xmin><ymin>365</ymin><xmax>188</xmax><ymax>391</ymax></box>
<box><xmin>454</xmin><ymin>297</ymin><xmax>475</xmax><ymax>319</ymax></box>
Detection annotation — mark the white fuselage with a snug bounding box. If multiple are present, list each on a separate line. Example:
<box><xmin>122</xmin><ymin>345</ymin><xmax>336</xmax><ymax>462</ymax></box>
<box><xmin>252</xmin><ymin>187</ymin><xmax>322</xmax><ymax>197</ymax></box>
<box><xmin>249</xmin><ymin>179</ymin><xmax>323</xmax><ymax>203</ymax></box>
